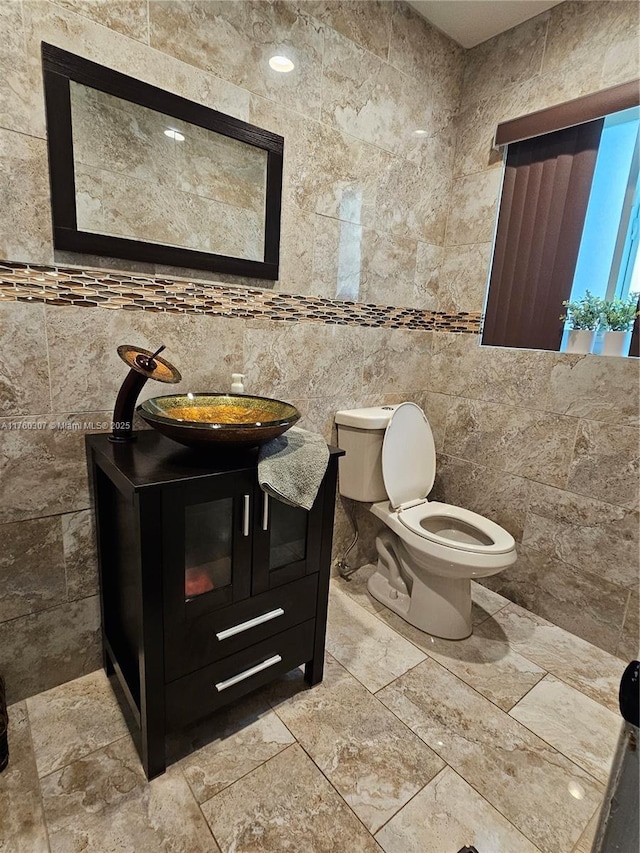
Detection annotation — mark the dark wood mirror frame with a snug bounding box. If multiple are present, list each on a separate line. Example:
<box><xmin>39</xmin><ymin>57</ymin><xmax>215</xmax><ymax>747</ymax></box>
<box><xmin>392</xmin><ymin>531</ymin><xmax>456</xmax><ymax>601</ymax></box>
<box><xmin>42</xmin><ymin>43</ymin><xmax>284</xmax><ymax>280</ymax></box>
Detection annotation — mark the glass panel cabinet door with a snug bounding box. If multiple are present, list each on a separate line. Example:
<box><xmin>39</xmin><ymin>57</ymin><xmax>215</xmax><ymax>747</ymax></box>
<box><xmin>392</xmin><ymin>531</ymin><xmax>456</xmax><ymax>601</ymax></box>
<box><xmin>163</xmin><ymin>474</ymin><xmax>253</xmax><ymax>623</ymax></box>
<box><xmin>252</xmin><ymin>486</ymin><xmax>323</xmax><ymax>594</ymax></box>
<box><xmin>184</xmin><ymin>499</ymin><xmax>233</xmax><ymax>600</ymax></box>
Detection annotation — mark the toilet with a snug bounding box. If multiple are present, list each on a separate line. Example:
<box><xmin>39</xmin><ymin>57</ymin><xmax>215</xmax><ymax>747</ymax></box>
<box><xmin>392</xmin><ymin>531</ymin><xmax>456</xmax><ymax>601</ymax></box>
<box><xmin>335</xmin><ymin>402</ymin><xmax>516</xmax><ymax>640</ymax></box>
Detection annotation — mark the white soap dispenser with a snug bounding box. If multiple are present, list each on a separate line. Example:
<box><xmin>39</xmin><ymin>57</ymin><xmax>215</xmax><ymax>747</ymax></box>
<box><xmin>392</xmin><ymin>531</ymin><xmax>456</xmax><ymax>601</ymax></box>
<box><xmin>231</xmin><ymin>373</ymin><xmax>245</xmax><ymax>394</ymax></box>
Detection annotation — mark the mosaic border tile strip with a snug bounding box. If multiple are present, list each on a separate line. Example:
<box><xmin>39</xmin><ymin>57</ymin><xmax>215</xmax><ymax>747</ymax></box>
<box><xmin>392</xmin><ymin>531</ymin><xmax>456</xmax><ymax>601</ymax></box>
<box><xmin>0</xmin><ymin>261</ymin><xmax>482</xmax><ymax>333</ymax></box>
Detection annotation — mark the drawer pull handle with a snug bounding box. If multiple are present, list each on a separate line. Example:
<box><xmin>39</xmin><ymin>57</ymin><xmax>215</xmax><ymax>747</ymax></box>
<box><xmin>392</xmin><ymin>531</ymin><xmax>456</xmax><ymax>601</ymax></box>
<box><xmin>216</xmin><ymin>607</ymin><xmax>285</xmax><ymax>641</ymax></box>
<box><xmin>262</xmin><ymin>492</ymin><xmax>269</xmax><ymax>531</ymax></box>
<box><xmin>242</xmin><ymin>494</ymin><xmax>250</xmax><ymax>537</ymax></box>
<box><xmin>215</xmin><ymin>655</ymin><xmax>282</xmax><ymax>692</ymax></box>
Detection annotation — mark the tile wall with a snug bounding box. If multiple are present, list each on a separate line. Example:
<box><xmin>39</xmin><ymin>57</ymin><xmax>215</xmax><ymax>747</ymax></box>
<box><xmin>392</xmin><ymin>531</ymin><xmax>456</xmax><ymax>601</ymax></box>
<box><xmin>0</xmin><ymin>0</ymin><xmax>638</xmax><ymax>701</ymax></box>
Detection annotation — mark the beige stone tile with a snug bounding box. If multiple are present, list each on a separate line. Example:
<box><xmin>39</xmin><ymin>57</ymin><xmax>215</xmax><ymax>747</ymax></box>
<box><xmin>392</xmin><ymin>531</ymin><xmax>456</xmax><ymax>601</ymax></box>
<box><xmin>0</xmin><ymin>293</ymin><xmax>50</xmax><ymax>419</ymax></box>
<box><xmin>374</xmin><ymin>606</ymin><xmax>546</xmax><ymax>712</ymax></box>
<box><xmin>510</xmin><ymin>675</ymin><xmax>620</xmax><ymax>783</ymax></box>
<box><xmin>149</xmin><ymin>0</ymin><xmax>323</xmax><ymax>119</ymax></box>
<box><xmin>0</xmin><ymin>129</ymin><xmax>53</xmax><ymax>265</ymax></box>
<box><xmin>567</xmin><ymin>419</ymin><xmax>640</xmax><ymax>509</ymax></box>
<box><xmin>0</xmin><ymin>1</ymin><xmax>38</xmax><ymax>139</ymax></box>
<box><xmin>331</xmin><ymin>565</ymin><xmax>384</xmax><ymax>616</ymax></box>
<box><xmin>523</xmin><ymin>484</ymin><xmax>639</xmax><ymax>589</ymax></box>
<box><xmin>277</xmin><ymin>204</ymin><xmax>315</xmax><ymax>296</ymax></box>
<box><xmin>389</xmin><ymin>1</ymin><xmax>464</xmax><ymax>85</ymax></box>
<box><xmin>0</xmin><ymin>516</ymin><xmax>67</xmax><ymax>622</ymax></box>
<box><xmin>24</xmin><ymin>0</ymin><xmax>251</xmax><ymax>140</ymax></box>
<box><xmin>27</xmin><ymin>669</ymin><xmax>128</xmax><ymax>777</ymax></box>
<box><xmin>306</xmin><ymin>0</ymin><xmax>392</xmax><ymax>58</ymax></box>
<box><xmin>0</xmin><ymin>411</ymin><xmax>110</xmax><ymax>524</ymax></box>
<box><xmin>171</xmin><ymin>692</ymin><xmax>294</xmax><ymax>804</ymax></box>
<box><xmin>243</xmin><ymin>321</ymin><xmax>364</xmax><ymax>400</ymax></box>
<box><xmin>431</xmin><ymin>331</ymin><xmax>556</xmax><ymax>410</ymax></box>
<box><xmin>443</xmin><ymin>397</ymin><xmax>578</xmax><ymax>489</ymax></box>
<box><xmin>45</xmin><ymin>306</ymin><xmax>243</xmax><ymax>413</ymax></box>
<box><xmin>543</xmin><ymin>1</ymin><xmax>638</xmax><ymax>82</ymax></box>
<box><xmin>436</xmin><ymin>243</ymin><xmax>491</xmax><ymax>313</ymax></box>
<box><xmin>375</xmin><ymin>766</ymin><xmax>540</xmax><ymax>853</ymax></box>
<box><xmin>572</xmin><ymin>807</ymin><xmax>601</xmax><ymax>853</ymax></box>
<box><xmin>432</xmin><ymin>454</ymin><xmax>530</xmax><ymax>542</ymax></box>
<box><xmin>601</xmin><ymin>35</ymin><xmax>640</xmax><ymax>87</ymax></box>
<box><xmin>411</xmin><ymin>390</ymin><xmax>451</xmax><ymax>452</ymax></box>
<box><xmin>486</xmin><ymin>545</ymin><xmax>630</xmax><ymax>655</ymax></box>
<box><xmin>485</xmin><ymin>603</ymin><xmax>627</xmax><ymax>713</ymax></box>
<box><xmin>321</xmin><ymin>27</ymin><xmax>454</xmax><ymax>155</ymax></box>
<box><xmin>326</xmin><ymin>585</ymin><xmax>426</xmax><ymax>692</ymax></box>
<box><xmin>40</xmin><ymin>735</ymin><xmax>219</xmax><ymax>853</ymax></box>
<box><xmin>360</xmin><ymin>229</ymin><xmax>418</xmax><ymax>308</ymax></box>
<box><xmin>375</xmin><ymin>129</ymin><xmax>454</xmax><ymax>244</ymax></box>
<box><xmin>462</xmin><ymin>12</ymin><xmax>549</xmax><ymax>106</ymax></box>
<box><xmin>0</xmin><ymin>701</ymin><xmax>50</xmax><ymax>853</ymax></box>
<box><xmin>445</xmin><ymin>169</ymin><xmax>501</xmax><ymax>247</ymax></box>
<box><xmin>200</xmin><ymin>744</ymin><xmax>380</xmax><ymax>852</ymax></box>
<box><xmin>363</xmin><ymin>328</ymin><xmax>431</xmax><ymax>395</ymax></box>
<box><xmin>547</xmin><ymin>354</ymin><xmax>640</xmax><ymax>427</ymax></box>
<box><xmin>332</xmin><ymin>495</ymin><xmax>387</xmax><ymax>568</ymax></box>
<box><xmin>412</xmin><ymin>241</ymin><xmax>443</xmax><ymax>310</ymax></box>
<box><xmin>0</xmin><ymin>596</ymin><xmax>101</xmax><ymax>705</ymax></box>
<box><xmin>377</xmin><ymin>656</ymin><xmax>603</xmax><ymax>853</ymax></box>
<box><xmin>61</xmin><ymin>509</ymin><xmax>99</xmax><ymax>601</ymax></box>
<box><xmin>272</xmin><ymin>654</ymin><xmax>444</xmax><ymax>832</ymax></box>
<box><xmin>471</xmin><ymin>580</ymin><xmax>511</xmax><ymax>624</ymax></box>
<box><xmin>53</xmin><ymin>0</ymin><xmax>149</xmax><ymax>42</ymax></box>
<box><xmin>311</xmin><ymin>214</ymin><xmax>365</xmax><ymax>302</ymax></box>
<box><xmin>617</xmin><ymin>589</ymin><xmax>639</xmax><ymax>660</ymax></box>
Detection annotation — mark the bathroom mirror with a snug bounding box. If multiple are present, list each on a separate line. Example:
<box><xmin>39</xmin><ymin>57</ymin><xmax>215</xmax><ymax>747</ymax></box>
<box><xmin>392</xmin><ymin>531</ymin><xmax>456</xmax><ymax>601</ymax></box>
<box><xmin>42</xmin><ymin>43</ymin><xmax>283</xmax><ymax>279</ymax></box>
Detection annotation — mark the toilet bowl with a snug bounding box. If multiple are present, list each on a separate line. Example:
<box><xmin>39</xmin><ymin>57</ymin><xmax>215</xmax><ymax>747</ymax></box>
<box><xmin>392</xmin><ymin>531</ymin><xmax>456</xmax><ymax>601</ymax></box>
<box><xmin>335</xmin><ymin>402</ymin><xmax>516</xmax><ymax>640</ymax></box>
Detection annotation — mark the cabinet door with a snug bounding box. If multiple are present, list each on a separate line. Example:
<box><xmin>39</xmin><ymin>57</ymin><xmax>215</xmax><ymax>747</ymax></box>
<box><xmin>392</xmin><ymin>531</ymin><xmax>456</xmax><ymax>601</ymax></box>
<box><xmin>163</xmin><ymin>471</ymin><xmax>254</xmax><ymax>624</ymax></box>
<box><xmin>252</xmin><ymin>483</ymin><xmax>324</xmax><ymax>594</ymax></box>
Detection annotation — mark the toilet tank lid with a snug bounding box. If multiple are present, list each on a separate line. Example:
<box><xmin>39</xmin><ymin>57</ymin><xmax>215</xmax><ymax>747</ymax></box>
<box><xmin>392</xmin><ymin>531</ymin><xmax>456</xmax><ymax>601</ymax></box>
<box><xmin>335</xmin><ymin>405</ymin><xmax>400</xmax><ymax>429</ymax></box>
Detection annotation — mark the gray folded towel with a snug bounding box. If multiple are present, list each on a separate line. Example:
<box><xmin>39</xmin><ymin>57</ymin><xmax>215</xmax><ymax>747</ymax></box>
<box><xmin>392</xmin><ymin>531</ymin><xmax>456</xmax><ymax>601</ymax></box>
<box><xmin>258</xmin><ymin>426</ymin><xmax>330</xmax><ymax>511</ymax></box>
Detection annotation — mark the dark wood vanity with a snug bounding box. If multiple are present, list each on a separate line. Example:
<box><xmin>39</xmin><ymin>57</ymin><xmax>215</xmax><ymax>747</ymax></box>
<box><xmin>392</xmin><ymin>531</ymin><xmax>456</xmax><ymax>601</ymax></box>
<box><xmin>86</xmin><ymin>431</ymin><xmax>342</xmax><ymax>779</ymax></box>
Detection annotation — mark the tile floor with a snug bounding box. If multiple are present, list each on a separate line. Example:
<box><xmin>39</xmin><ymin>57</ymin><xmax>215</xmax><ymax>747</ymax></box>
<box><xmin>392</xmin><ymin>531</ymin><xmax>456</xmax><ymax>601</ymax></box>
<box><xmin>1</xmin><ymin>568</ymin><xmax>626</xmax><ymax>853</ymax></box>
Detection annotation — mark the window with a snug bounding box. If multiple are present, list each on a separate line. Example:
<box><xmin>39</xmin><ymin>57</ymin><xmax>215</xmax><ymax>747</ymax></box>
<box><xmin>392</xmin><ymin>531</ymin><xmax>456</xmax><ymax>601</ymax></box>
<box><xmin>482</xmin><ymin>81</ymin><xmax>640</xmax><ymax>355</ymax></box>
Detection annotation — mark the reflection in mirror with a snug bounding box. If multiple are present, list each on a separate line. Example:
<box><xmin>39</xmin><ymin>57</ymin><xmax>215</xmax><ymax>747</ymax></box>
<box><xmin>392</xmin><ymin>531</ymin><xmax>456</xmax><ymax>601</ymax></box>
<box><xmin>69</xmin><ymin>82</ymin><xmax>268</xmax><ymax>261</ymax></box>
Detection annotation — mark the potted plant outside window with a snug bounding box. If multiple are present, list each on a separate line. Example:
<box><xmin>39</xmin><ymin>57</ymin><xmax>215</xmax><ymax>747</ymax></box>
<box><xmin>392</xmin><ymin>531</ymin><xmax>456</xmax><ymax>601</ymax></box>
<box><xmin>599</xmin><ymin>295</ymin><xmax>639</xmax><ymax>357</ymax></box>
<box><xmin>560</xmin><ymin>291</ymin><xmax>602</xmax><ymax>354</ymax></box>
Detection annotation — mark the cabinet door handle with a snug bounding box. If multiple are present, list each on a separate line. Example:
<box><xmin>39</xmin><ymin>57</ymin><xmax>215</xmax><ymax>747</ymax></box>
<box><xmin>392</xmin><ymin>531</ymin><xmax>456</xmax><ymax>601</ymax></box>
<box><xmin>215</xmin><ymin>654</ymin><xmax>282</xmax><ymax>692</ymax></box>
<box><xmin>262</xmin><ymin>492</ymin><xmax>269</xmax><ymax>531</ymax></box>
<box><xmin>242</xmin><ymin>494</ymin><xmax>250</xmax><ymax>537</ymax></box>
<box><xmin>216</xmin><ymin>607</ymin><xmax>284</xmax><ymax>641</ymax></box>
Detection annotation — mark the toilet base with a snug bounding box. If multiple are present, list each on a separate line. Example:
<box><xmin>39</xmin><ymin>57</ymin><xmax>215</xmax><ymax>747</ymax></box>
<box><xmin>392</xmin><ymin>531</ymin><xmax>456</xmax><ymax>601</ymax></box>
<box><xmin>367</xmin><ymin>549</ymin><xmax>473</xmax><ymax>640</ymax></box>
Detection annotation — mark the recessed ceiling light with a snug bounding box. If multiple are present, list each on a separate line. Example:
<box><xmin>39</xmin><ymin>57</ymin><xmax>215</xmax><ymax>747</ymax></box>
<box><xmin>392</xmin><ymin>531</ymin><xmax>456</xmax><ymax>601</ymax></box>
<box><xmin>269</xmin><ymin>55</ymin><xmax>295</xmax><ymax>73</ymax></box>
<box><xmin>568</xmin><ymin>781</ymin><xmax>586</xmax><ymax>800</ymax></box>
<box><xmin>413</xmin><ymin>129</ymin><xmax>429</xmax><ymax>137</ymax></box>
<box><xmin>164</xmin><ymin>128</ymin><xmax>185</xmax><ymax>142</ymax></box>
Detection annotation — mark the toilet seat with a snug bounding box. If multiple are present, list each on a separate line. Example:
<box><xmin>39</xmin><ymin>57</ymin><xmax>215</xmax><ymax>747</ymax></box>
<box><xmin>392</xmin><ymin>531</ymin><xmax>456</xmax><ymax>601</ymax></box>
<box><xmin>382</xmin><ymin>403</ymin><xmax>514</xmax><ymax>556</ymax></box>
<box><xmin>397</xmin><ymin>501</ymin><xmax>515</xmax><ymax>555</ymax></box>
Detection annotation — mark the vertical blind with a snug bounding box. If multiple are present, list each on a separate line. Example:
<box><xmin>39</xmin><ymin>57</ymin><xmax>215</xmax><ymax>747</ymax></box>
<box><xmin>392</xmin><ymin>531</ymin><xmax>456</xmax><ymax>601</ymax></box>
<box><xmin>482</xmin><ymin>119</ymin><xmax>604</xmax><ymax>351</ymax></box>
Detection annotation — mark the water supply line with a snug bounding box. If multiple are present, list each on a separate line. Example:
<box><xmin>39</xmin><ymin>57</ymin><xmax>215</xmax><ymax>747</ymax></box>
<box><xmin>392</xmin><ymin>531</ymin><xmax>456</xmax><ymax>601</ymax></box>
<box><xmin>334</xmin><ymin>498</ymin><xmax>359</xmax><ymax>580</ymax></box>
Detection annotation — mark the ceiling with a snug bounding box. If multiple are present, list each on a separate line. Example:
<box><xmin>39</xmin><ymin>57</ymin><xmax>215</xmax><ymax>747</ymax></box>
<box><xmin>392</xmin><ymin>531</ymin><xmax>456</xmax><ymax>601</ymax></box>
<box><xmin>408</xmin><ymin>0</ymin><xmax>562</xmax><ymax>48</ymax></box>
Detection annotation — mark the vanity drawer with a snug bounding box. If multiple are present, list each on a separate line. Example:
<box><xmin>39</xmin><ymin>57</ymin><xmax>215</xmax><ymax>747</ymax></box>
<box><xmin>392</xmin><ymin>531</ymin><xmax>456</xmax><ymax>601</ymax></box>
<box><xmin>164</xmin><ymin>574</ymin><xmax>318</xmax><ymax>681</ymax></box>
<box><xmin>165</xmin><ymin>619</ymin><xmax>315</xmax><ymax>729</ymax></box>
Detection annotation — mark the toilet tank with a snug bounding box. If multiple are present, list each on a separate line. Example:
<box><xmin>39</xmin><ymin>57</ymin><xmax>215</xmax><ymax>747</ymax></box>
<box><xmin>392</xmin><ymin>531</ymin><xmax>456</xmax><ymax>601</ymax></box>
<box><xmin>334</xmin><ymin>406</ymin><xmax>399</xmax><ymax>502</ymax></box>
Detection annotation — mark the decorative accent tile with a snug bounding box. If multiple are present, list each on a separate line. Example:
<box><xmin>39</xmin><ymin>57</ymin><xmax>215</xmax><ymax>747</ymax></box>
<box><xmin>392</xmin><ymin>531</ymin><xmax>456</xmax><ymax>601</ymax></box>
<box><xmin>0</xmin><ymin>260</ymin><xmax>482</xmax><ymax>333</ymax></box>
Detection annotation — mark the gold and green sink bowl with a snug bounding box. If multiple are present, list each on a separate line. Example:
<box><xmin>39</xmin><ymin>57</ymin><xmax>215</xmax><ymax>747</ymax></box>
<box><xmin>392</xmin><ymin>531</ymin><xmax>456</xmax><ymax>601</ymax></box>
<box><xmin>138</xmin><ymin>393</ymin><xmax>300</xmax><ymax>449</ymax></box>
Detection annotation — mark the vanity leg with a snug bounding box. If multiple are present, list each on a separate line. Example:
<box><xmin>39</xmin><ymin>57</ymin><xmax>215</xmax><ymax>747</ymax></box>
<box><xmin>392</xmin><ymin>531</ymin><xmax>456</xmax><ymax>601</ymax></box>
<box><xmin>304</xmin><ymin>653</ymin><xmax>324</xmax><ymax>686</ymax></box>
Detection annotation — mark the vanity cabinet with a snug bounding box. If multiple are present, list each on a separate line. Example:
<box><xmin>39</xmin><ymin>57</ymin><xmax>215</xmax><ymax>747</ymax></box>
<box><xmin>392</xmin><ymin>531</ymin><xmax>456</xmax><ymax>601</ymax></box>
<box><xmin>86</xmin><ymin>431</ymin><xmax>342</xmax><ymax>780</ymax></box>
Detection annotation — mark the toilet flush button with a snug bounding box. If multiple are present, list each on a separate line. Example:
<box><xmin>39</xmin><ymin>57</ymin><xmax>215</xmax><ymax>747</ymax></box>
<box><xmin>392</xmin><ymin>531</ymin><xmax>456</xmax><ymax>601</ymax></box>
<box><xmin>389</xmin><ymin>588</ymin><xmax>398</xmax><ymax>600</ymax></box>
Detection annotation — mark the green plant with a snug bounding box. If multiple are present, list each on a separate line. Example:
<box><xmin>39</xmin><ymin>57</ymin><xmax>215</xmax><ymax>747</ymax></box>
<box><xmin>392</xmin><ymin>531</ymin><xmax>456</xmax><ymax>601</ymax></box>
<box><xmin>599</xmin><ymin>294</ymin><xmax>639</xmax><ymax>331</ymax></box>
<box><xmin>560</xmin><ymin>291</ymin><xmax>602</xmax><ymax>330</ymax></box>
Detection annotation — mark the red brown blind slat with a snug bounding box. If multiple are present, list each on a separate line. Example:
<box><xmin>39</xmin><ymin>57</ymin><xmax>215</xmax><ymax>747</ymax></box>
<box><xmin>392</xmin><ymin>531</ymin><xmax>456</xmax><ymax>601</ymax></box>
<box><xmin>483</xmin><ymin>119</ymin><xmax>604</xmax><ymax>351</ymax></box>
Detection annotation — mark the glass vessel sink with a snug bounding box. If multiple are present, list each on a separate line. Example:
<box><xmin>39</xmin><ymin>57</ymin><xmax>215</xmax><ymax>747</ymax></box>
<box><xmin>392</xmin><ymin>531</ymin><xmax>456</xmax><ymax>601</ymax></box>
<box><xmin>137</xmin><ymin>393</ymin><xmax>300</xmax><ymax>449</ymax></box>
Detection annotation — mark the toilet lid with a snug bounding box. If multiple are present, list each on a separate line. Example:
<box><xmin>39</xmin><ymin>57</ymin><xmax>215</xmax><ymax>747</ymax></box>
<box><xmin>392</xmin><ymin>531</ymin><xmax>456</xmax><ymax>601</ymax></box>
<box><xmin>382</xmin><ymin>402</ymin><xmax>436</xmax><ymax>509</ymax></box>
